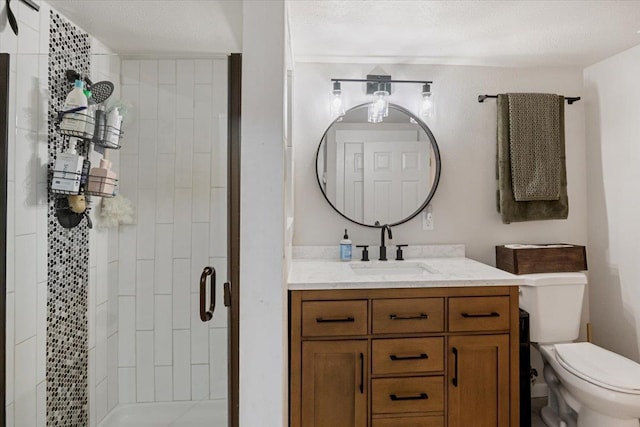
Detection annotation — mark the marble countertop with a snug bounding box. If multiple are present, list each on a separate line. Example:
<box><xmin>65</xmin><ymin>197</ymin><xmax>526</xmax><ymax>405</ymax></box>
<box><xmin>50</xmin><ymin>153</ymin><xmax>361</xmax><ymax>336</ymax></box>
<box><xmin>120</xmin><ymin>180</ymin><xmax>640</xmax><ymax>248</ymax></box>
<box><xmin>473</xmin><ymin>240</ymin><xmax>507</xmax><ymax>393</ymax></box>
<box><xmin>288</xmin><ymin>256</ymin><xmax>524</xmax><ymax>290</ymax></box>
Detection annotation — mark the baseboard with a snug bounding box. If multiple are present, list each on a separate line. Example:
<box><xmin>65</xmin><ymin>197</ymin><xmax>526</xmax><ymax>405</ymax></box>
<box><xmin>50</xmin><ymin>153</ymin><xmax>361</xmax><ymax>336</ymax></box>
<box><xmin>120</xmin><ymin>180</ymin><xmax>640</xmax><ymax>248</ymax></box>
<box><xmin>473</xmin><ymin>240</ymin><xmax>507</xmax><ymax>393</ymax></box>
<box><xmin>531</xmin><ymin>383</ymin><xmax>548</xmax><ymax>398</ymax></box>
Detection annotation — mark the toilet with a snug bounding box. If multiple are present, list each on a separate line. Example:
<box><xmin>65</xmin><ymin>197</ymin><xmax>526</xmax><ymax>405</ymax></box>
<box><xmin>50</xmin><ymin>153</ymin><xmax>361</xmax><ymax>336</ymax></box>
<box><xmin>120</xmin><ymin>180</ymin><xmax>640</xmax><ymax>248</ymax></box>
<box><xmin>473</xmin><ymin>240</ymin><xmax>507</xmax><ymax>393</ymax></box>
<box><xmin>519</xmin><ymin>272</ymin><xmax>640</xmax><ymax>427</ymax></box>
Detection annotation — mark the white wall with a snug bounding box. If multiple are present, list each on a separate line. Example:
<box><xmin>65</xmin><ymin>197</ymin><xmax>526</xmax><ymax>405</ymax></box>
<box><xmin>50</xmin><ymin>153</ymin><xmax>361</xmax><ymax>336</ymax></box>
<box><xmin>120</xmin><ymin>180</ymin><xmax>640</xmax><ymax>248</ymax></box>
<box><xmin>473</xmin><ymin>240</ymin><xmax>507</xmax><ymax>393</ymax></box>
<box><xmin>293</xmin><ymin>63</ymin><xmax>589</xmax><ymax>265</ymax></box>
<box><xmin>240</xmin><ymin>2</ymin><xmax>288</xmax><ymax>427</ymax></box>
<box><xmin>584</xmin><ymin>44</ymin><xmax>640</xmax><ymax>362</ymax></box>
<box><xmin>116</xmin><ymin>57</ymin><xmax>229</xmax><ymax>405</ymax></box>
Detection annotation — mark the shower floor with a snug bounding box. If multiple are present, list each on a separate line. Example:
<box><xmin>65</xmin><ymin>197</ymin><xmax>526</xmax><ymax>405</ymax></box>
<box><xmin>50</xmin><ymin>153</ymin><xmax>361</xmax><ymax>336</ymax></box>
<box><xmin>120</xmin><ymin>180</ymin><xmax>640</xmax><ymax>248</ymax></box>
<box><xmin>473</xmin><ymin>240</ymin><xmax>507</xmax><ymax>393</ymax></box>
<box><xmin>98</xmin><ymin>400</ymin><xmax>227</xmax><ymax>427</ymax></box>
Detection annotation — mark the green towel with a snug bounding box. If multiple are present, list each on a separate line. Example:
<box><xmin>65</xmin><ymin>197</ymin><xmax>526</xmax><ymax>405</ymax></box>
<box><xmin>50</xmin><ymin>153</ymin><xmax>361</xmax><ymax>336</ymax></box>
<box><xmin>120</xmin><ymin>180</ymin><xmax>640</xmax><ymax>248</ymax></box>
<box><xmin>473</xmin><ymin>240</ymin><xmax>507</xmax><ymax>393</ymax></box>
<box><xmin>497</xmin><ymin>94</ymin><xmax>569</xmax><ymax>224</ymax></box>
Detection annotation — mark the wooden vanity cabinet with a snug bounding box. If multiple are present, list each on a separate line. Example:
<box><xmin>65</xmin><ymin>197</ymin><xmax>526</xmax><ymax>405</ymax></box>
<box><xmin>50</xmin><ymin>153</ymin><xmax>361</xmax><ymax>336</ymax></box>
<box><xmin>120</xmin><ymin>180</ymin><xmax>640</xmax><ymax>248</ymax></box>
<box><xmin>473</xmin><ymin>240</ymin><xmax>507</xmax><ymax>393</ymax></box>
<box><xmin>290</xmin><ymin>287</ymin><xmax>519</xmax><ymax>427</ymax></box>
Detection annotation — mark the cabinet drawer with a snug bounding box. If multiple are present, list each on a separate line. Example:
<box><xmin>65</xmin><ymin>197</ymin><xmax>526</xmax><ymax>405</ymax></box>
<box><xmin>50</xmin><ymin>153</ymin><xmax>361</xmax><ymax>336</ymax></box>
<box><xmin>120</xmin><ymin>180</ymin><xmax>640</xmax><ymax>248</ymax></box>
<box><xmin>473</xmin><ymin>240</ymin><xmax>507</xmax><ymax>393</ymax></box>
<box><xmin>373</xmin><ymin>416</ymin><xmax>444</xmax><ymax>427</ymax></box>
<box><xmin>302</xmin><ymin>300</ymin><xmax>368</xmax><ymax>337</ymax></box>
<box><xmin>373</xmin><ymin>338</ymin><xmax>444</xmax><ymax>375</ymax></box>
<box><xmin>372</xmin><ymin>298</ymin><xmax>444</xmax><ymax>334</ymax></box>
<box><xmin>372</xmin><ymin>377</ymin><xmax>444</xmax><ymax>414</ymax></box>
<box><xmin>448</xmin><ymin>296</ymin><xmax>510</xmax><ymax>332</ymax></box>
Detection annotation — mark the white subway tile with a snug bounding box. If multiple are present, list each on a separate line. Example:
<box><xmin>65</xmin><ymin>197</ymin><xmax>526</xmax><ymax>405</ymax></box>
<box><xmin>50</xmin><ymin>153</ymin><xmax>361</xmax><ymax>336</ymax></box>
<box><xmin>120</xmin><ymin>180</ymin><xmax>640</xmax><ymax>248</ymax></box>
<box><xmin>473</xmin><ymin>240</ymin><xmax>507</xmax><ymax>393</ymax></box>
<box><xmin>122</xmin><ymin>60</ymin><xmax>140</xmax><ymax>85</ymax></box>
<box><xmin>194</xmin><ymin>60</ymin><xmax>213</xmax><ymax>84</ymax></box>
<box><xmin>14</xmin><ymin>337</ymin><xmax>36</xmax><ymax>427</ymax></box>
<box><xmin>209</xmin><ymin>328</ymin><xmax>228</xmax><ymax>399</ymax></box>
<box><xmin>156</xmin><ymin>154</ymin><xmax>175</xmax><ymax>223</ymax></box>
<box><xmin>89</xmin><ymin>347</ymin><xmax>96</xmax><ymax>427</ymax></box>
<box><xmin>190</xmin><ymin>293</ymin><xmax>209</xmax><ymax>364</ymax></box>
<box><xmin>118</xmin><ymin>296</ymin><xmax>136</xmax><ymax>367</ymax></box>
<box><xmin>15</xmin><ymin>234</ymin><xmax>36</xmax><ymax>343</ymax></box>
<box><xmin>136</xmin><ymin>331</ymin><xmax>155</xmax><ymax>402</ymax></box>
<box><xmin>6</xmin><ymin>183</ymin><xmax>14</xmax><ymax>294</ymax></box>
<box><xmin>173</xmin><ymin>330</ymin><xmax>191</xmax><ymax>401</ymax></box>
<box><xmin>136</xmin><ymin>191</ymin><xmax>156</xmax><ymax>260</ymax></box>
<box><xmin>108</xmin><ymin>228</ymin><xmax>119</xmax><ymax>263</ymax></box>
<box><xmin>118</xmin><ymin>225</ymin><xmax>137</xmax><ymax>295</ymax></box>
<box><xmin>140</xmin><ymin>81</ymin><xmax>159</xmax><ymax>120</ymax></box>
<box><xmin>107</xmin><ymin>261</ymin><xmax>119</xmax><ymax>337</ymax></box>
<box><xmin>175</xmin><ymin>119</ymin><xmax>194</xmax><ymax>188</ymax></box>
<box><xmin>154</xmin><ymin>295</ymin><xmax>173</xmax><ymax>366</ymax></box>
<box><xmin>6</xmin><ymin>404</ymin><xmax>14</xmax><ymax>427</ymax></box>
<box><xmin>211</xmin><ymin>114</ymin><xmax>228</xmax><ymax>188</ymax></box>
<box><xmin>35</xmin><ymin>184</ymin><xmax>46</xmax><ymax>283</ymax></box>
<box><xmin>6</xmin><ymin>293</ymin><xmax>14</xmax><ymax>405</ymax></box>
<box><xmin>154</xmin><ymin>366</ymin><xmax>173</xmax><ymax>402</ymax></box>
<box><xmin>191</xmin><ymin>364</ymin><xmax>209</xmax><ymax>401</ymax></box>
<box><xmin>136</xmin><ymin>260</ymin><xmax>155</xmax><ymax>330</ymax></box>
<box><xmin>212</xmin><ymin>59</ymin><xmax>228</xmax><ymax>117</ymax></box>
<box><xmin>209</xmin><ymin>258</ymin><xmax>228</xmax><ymax>329</ymax></box>
<box><xmin>7</xmin><ymin>70</ymin><xmax>16</xmax><ymax>181</ymax></box>
<box><xmin>172</xmin><ymin>259</ymin><xmax>191</xmax><ymax>330</ymax></box>
<box><xmin>15</xmin><ymin>52</ymin><xmax>38</xmax><ymax>131</ymax></box>
<box><xmin>140</xmin><ymin>60</ymin><xmax>158</xmax><ymax>85</ymax></box>
<box><xmin>154</xmin><ymin>224</ymin><xmax>173</xmax><ymax>294</ymax></box>
<box><xmin>118</xmin><ymin>367</ymin><xmax>136</xmax><ymax>404</ymax></box>
<box><xmin>17</xmin><ymin>0</ymin><xmax>40</xmax><ymax>32</ymax></box>
<box><xmin>96</xmin><ymin>303</ymin><xmax>108</xmax><ymax>382</ymax></box>
<box><xmin>96</xmin><ymin>380</ymin><xmax>109</xmax><ymax>423</ymax></box>
<box><xmin>192</xmin><ymin>155</ymin><xmax>211</xmax><ymax>223</ymax></box>
<box><xmin>117</xmin><ymin>154</ymin><xmax>139</xmax><ymax>205</ymax></box>
<box><xmin>35</xmin><ymin>128</ymin><xmax>48</xmax><ymax>181</ymax></box>
<box><xmin>14</xmin><ymin>129</ymin><xmax>37</xmax><ymax>236</ymax></box>
<box><xmin>36</xmin><ymin>381</ymin><xmax>45</xmax><ymax>427</ymax></box>
<box><xmin>173</xmin><ymin>189</ymin><xmax>192</xmax><ymax>258</ymax></box>
<box><xmin>36</xmin><ymin>282</ymin><xmax>46</xmax><ymax>384</ymax></box>
<box><xmin>209</xmin><ymin>188</ymin><xmax>228</xmax><ymax>258</ymax></box>
<box><xmin>90</xmin><ymin>228</ymin><xmax>98</xmax><ymax>269</ymax></box>
<box><xmin>89</xmin><ymin>267</ymin><xmax>96</xmax><ymax>349</ymax></box>
<box><xmin>108</xmin><ymin>333</ymin><xmax>119</xmax><ymax>411</ymax></box>
<box><xmin>120</xmin><ymin>85</ymin><xmax>140</xmax><ymax>155</ymax></box>
<box><xmin>158</xmin><ymin>60</ymin><xmax>176</xmax><ymax>85</ymax></box>
<box><xmin>157</xmin><ymin>85</ymin><xmax>176</xmax><ymax>154</ymax></box>
<box><xmin>138</xmin><ymin>120</ymin><xmax>158</xmax><ymax>189</ymax></box>
<box><xmin>96</xmin><ymin>233</ymin><xmax>109</xmax><ymax>306</ymax></box>
<box><xmin>190</xmin><ymin>223</ymin><xmax>210</xmax><ymax>293</ymax></box>
<box><xmin>194</xmin><ymin>85</ymin><xmax>213</xmax><ymax>153</ymax></box>
<box><xmin>176</xmin><ymin>60</ymin><xmax>194</xmax><ymax>119</ymax></box>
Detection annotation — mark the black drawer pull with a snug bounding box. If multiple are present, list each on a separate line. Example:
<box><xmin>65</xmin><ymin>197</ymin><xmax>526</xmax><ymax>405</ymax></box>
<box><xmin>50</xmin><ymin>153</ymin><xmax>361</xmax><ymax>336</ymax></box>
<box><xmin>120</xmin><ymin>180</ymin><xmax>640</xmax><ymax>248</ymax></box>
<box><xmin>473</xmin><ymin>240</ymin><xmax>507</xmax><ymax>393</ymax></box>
<box><xmin>389</xmin><ymin>313</ymin><xmax>429</xmax><ymax>320</ymax></box>
<box><xmin>390</xmin><ymin>393</ymin><xmax>428</xmax><ymax>401</ymax></box>
<box><xmin>316</xmin><ymin>316</ymin><xmax>355</xmax><ymax>323</ymax></box>
<box><xmin>390</xmin><ymin>353</ymin><xmax>428</xmax><ymax>361</ymax></box>
<box><xmin>461</xmin><ymin>311</ymin><xmax>500</xmax><ymax>318</ymax></box>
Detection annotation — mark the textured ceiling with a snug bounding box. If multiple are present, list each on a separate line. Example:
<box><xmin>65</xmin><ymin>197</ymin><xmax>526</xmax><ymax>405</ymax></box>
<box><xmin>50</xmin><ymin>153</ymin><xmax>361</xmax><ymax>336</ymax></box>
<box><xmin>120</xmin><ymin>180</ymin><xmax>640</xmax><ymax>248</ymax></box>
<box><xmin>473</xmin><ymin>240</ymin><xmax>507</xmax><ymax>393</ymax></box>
<box><xmin>48</xmin><ymin>1</ymin><xmax>640</xmax><ymax>67</ymax></box>
<box><xmin>288</xmin><ymin>0</ymin><xmax>640</xmax><ymax>67</ymax></box>
<box><xmin>48</xmin><ymin>0</ymin><xmax>242</xmax><ymax>55</ymax></box>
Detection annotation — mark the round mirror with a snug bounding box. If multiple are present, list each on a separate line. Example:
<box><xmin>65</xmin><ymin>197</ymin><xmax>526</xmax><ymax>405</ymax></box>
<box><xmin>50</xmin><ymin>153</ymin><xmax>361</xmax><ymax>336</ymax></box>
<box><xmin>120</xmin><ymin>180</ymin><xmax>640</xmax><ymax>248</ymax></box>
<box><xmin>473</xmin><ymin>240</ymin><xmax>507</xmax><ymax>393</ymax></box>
<box><xmin>316</xmin><ymin>103</ymin><xmax>441</xmax><ymax>227</ymax></box>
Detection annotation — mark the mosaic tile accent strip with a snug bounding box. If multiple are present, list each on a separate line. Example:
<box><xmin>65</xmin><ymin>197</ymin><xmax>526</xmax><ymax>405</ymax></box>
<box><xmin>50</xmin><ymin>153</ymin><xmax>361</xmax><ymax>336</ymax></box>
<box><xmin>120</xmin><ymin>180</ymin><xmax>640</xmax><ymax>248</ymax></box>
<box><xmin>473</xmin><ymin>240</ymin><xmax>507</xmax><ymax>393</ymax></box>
<box><xmin>47</xmin><ymin>11</ymin><xmax>91</xmax><ymax>427</ymax></box>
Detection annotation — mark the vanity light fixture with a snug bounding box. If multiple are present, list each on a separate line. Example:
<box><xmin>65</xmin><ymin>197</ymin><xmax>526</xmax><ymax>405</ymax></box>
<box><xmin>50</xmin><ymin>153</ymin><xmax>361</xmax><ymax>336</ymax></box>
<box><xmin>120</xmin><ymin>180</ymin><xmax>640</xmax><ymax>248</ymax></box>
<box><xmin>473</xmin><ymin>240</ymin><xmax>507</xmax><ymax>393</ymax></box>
<box><xmin>330</xmin><ymin>81</ymin><xmax>345</xmax><ymax>118</ymax></box>
<box><xmin>330</xmin><ymin>76</ymin><xmax>433</xmax><ymax>124</ymax></box>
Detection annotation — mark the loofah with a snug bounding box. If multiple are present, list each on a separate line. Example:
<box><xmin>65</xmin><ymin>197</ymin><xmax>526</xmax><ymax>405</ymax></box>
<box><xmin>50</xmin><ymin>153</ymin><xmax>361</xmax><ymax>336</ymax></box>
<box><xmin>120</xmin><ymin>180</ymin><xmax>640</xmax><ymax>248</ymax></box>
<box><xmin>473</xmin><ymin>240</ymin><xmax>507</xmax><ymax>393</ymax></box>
<box><xmin>96</xmin><ymin>194</ymin><xmax>136</xmax><ymax>228</ymax></box>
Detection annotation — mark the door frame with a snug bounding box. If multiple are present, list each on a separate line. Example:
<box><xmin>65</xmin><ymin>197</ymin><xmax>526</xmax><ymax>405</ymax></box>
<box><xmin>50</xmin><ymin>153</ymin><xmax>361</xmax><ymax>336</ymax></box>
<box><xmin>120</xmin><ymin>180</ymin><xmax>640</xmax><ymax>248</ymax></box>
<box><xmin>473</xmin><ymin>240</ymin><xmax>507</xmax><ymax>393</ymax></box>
<box><xmin>227</xmin><ymin>52</ymin><xmax>241</xmax><ymax>427</ymax></box>
<box><xmin>0</xmin><ymin>52</ymin><xmax>10</xmax><ymax>425</ymax></box>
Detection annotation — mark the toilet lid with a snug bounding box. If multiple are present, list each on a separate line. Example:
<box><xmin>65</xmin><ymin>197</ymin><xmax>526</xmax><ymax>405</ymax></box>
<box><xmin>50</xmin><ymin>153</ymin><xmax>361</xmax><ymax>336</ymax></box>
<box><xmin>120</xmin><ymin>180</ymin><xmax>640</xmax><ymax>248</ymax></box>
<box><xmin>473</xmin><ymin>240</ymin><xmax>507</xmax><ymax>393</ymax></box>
<box><xmin>555</xmin><ymin>342</ymin><xmax>640</xmax><ymax>394</ymax></box>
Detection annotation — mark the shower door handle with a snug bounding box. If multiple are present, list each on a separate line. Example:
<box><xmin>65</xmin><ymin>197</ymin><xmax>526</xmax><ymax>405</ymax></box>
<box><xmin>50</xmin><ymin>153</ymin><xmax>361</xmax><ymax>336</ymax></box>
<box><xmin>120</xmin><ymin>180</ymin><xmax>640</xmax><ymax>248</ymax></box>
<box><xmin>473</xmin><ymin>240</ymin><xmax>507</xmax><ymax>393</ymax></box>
<box><xmin>199</xmin><ymin>266</ymin><xmax>216</xmax><ymax>322</ymax></box>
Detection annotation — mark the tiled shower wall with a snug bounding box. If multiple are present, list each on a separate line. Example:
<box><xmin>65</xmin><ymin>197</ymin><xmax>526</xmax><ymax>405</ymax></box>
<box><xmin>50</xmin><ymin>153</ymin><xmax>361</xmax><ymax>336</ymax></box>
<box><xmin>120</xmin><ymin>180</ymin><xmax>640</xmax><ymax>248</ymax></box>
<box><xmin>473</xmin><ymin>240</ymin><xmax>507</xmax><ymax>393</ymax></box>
<box><xmin>117</xmin><ymin>58</ymin><xmax>228</xmax><ymax>403</ymax></box>
<box><xmin>3</xmin><ymin>3</ymin><xmax>119</xmax><ymax>426</ymax></box>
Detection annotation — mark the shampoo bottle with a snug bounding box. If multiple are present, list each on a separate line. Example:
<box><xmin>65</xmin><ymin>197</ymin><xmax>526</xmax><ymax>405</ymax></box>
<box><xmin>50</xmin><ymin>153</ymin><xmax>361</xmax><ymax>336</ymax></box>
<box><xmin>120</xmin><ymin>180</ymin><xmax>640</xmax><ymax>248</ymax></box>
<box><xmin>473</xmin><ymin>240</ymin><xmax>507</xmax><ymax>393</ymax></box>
<box><xmin>52</xmin><ymin>137</ymin><xmax>84</xmax><ymax>193</ymax></box>
<box><xmin>340</xmin><ymin>229</ymin><xmax>352</xmax><ymax>261</ymax></box>
<box><xmin>60</xmin><ymin>79</ymin><xmax>89</xmax><ymax>135</ymax></box>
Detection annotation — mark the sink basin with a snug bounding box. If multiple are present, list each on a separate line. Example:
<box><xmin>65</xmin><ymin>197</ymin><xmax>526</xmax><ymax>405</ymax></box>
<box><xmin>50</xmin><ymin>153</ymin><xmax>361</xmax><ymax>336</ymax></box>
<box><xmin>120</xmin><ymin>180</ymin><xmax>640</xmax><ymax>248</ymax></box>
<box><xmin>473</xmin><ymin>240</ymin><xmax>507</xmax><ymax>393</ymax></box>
<box><xmin>349</xmin><ymin>262</ymin><xmax>439</xmax><ymax>276</ymax></box>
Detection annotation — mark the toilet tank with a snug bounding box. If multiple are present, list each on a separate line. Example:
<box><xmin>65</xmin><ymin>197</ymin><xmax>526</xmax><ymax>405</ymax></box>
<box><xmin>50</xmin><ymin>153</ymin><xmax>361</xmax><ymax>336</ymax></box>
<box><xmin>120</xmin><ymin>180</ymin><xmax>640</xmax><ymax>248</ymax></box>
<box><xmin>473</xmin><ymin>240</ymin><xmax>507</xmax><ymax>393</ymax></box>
<box><xmin>518</xmin><ymin>272</ymin><xmax>587</xmax><ymax>343</ymax></box>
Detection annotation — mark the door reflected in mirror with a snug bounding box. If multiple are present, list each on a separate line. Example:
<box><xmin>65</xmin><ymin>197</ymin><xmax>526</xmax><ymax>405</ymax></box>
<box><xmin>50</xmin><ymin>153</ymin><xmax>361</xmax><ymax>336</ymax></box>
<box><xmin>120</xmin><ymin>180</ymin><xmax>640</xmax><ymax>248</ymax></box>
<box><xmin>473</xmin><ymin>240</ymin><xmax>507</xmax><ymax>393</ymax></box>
<box><xmin>316</xmin><ymin>103</ymin><xmax>441</xmax><ymax>227</ymax></box>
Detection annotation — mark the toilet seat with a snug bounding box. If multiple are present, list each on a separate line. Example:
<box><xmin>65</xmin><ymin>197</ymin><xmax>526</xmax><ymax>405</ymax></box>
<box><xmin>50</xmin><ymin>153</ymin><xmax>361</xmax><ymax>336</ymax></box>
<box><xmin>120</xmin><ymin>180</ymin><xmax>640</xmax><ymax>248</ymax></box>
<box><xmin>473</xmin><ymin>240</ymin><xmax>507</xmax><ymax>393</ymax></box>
<box><xmin>554</xmin><ymin>342</ymin><xmax>640</xmax><ymax>395</ymax></box>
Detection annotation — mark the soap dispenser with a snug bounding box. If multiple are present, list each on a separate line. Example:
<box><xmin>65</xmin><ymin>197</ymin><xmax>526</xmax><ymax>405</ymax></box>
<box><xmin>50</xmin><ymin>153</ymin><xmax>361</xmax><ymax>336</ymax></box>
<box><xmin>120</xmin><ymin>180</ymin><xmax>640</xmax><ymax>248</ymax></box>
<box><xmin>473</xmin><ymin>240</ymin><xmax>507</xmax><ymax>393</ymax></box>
<box><xmin>340</xmin><ymin>229</ymin><xmax>352</xmax><ymax>261</ymax></box>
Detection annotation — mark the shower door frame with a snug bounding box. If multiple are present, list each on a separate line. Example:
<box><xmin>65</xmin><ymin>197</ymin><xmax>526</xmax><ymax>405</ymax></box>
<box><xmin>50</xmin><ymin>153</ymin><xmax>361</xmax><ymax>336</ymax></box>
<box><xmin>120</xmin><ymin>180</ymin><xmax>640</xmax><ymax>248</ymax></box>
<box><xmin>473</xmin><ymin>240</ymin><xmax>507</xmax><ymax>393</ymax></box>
<box><xmin>0</xmin><ymin>52</ymin><xmax>9</xmax><ymax>426</ymax></box>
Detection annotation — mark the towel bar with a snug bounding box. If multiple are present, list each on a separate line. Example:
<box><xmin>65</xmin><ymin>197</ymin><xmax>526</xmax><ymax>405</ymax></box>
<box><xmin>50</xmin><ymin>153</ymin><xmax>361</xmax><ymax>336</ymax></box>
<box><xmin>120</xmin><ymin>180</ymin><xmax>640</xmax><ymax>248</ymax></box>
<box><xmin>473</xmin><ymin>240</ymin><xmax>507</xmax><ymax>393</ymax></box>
<box><xmin>478</xmin><ymin>94</ymin><xmax>581</xmax><ymax>104</ymax></box>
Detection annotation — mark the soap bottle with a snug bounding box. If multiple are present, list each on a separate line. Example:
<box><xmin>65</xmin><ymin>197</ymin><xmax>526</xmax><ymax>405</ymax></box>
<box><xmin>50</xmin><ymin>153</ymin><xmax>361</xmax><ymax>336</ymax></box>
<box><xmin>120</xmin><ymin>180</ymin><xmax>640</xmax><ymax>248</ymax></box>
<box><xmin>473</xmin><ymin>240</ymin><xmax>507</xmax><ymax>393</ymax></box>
<box><xmin>88</xmin><ymin>158</ymin><xmax>117</xmax><ymax>196</ymax></box>
<box><xmin>51</xmin><ymin>137</ymin><xmax>84</xmax><ymax>193</ymax></box>
<box><xmin>60</xmin><ymin>79</ymin><xmax>89</xmax><ymax>135</ymax></box>
<box><xmin>340</xmin><ymin>229</ymin><xmax>352</xmax><ymax>261</ymax></box>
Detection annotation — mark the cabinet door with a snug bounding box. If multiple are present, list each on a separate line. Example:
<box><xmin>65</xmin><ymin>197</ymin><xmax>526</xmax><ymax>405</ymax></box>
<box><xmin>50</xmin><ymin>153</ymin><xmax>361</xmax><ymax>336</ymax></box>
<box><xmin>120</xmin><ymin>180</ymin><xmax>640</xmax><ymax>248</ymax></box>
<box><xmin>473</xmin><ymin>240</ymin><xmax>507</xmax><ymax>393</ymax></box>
<box><xmin>302</xmin><ymin>340</ymin><xmax>368</xmax><ymax>427</ymax></box>
<box><xmin>448</xmin><ymin>335</ymin><xmax>510</xmax><ymax>427</ymax></box>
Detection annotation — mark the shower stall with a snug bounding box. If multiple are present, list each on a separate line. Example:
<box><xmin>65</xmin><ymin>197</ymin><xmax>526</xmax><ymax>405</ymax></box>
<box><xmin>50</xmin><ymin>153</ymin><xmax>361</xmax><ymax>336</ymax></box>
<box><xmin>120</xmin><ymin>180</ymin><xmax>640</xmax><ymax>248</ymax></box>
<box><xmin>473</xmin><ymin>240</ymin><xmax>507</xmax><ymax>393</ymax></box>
<box><xmin>2</xmin><ymin>9</ymin><xmax>240</xmax><ymax>427</ymax></box>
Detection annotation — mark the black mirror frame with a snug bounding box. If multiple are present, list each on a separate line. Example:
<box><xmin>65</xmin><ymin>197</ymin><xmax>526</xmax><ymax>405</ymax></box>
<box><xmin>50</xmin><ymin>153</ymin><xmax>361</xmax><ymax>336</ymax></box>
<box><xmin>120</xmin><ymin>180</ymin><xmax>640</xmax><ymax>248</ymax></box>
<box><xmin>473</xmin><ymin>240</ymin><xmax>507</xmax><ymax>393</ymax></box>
<box><xmin>315</xmin><ymin>102</ymin><xmax>442</xmax><ymax>228</ymax></box>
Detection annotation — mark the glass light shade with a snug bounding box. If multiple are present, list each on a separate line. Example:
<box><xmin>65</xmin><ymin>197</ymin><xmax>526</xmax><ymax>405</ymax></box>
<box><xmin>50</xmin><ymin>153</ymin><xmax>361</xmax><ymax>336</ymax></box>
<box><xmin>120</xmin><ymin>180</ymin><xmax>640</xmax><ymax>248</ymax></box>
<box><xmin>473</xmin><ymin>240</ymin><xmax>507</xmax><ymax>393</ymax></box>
<box><xmin>330</xmin><ymin>88</ymin><xmax>345</xmax><ymax>118</ymax></box>
<box><xmin>368</xmin><ymin>90</ymin><xmax>389</xmax><ymax>123</ymax></box>
<box><xmin>419</xmin><ymin>86</ymin><xmax>434</xmax><ymax>119</ymax></box>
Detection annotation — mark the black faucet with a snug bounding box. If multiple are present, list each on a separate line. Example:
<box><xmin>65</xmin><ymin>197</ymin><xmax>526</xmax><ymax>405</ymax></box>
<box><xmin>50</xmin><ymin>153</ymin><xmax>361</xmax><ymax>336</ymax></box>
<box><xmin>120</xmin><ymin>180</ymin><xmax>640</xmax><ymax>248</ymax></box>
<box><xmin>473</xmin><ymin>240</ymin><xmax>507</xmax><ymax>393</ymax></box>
<box><xmin>379</xmin><ymin>224</ymin><xmax>392</xmax><ymax>261</ymax></box>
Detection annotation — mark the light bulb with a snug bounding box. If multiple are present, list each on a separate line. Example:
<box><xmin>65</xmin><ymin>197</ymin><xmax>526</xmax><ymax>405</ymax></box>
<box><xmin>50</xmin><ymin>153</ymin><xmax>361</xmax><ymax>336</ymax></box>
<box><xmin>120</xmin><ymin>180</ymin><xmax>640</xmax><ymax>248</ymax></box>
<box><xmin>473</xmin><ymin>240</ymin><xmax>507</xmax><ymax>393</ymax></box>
<box><xmin>330</xmin><ymin>81</ymin><xmax>345</xmax><ymax>118</ymax></box>
<box><xmin>368</xmin><ymin>89</ymin><xmax>389</xmax><ymax>123</ymax></box>
<box><xmin>419</xmin><ymin>83</ymin><xmax>434</xmax><ymax>119</ymax></box>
